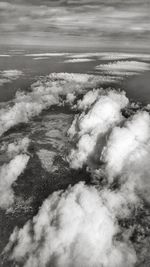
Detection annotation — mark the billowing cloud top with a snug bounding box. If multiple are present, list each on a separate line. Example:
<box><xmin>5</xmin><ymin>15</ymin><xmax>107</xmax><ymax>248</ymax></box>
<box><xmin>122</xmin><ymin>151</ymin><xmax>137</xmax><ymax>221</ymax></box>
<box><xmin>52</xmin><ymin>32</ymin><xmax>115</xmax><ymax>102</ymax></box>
<box><xmin>0</xmin><ymin>0</ymin><xmax>150</xmax><ymax>50</ymax></box>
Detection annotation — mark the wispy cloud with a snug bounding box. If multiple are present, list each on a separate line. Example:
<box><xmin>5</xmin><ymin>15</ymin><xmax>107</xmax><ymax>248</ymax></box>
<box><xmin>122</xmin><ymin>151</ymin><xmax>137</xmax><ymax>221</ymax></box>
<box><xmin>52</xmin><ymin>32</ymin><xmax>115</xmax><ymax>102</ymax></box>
<box><xmin>0</xmin><ymin>69</ymin><xmax>23</xmax><ymax>86</ymax></box>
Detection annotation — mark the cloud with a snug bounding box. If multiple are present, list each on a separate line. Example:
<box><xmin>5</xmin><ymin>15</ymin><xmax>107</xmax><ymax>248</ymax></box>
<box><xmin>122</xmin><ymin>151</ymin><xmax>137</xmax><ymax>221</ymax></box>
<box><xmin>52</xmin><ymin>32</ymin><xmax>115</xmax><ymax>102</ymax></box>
<box><xmin>95</xmin><ymin>61</ymin><xmax>150</xmax><ymax>77</ymax></box>
<box><xmin>0</xmin><ymin>54</ymin><xmax>11</xmax><ymax>57</ymax></box>
<box><xmin>4</xmin><ymin>182</ymin><xmax>136</xmax><ymax>267</ymax></box>
<box><xmin>75</xmin><ymin>89</ymin><xmax>101</xmax><ymax>111</ymax></box>
<box><xmin>65</xmin><ymin>52</ymin><xmax>150</xmax><ymax>62</ymax></box>
<box><xmin>64</xmin><ymin>58</ymin><xmax>94</xmax><ymax>63</ymax></box>
<box><xmin>97</xmin><ymin>53</ymin><xmax>150</xmax><ymax>61</ymax></box>
<box><xmin>68</xmin><ymin>87</ymin><xmax>150</xmax><ymax>204</ymax></box>
<box><xmin>0</xmin><ymin>70</ymin><xmax>23</xmax><ymax>79</ymax></box>
<box><xmin>25</xmin><ymin>53</ymin><xmax>69</xmax><ymax>57</ymax></box>
<box><xmin>0</xmin><ymin>73</ymin><xmax>113</xmax><ymax>136</ymax></box>
<box><xmin>67</xmin><ymin>53</ymin><xmax>102</xmax><ymax>59</ymax></box>
<box><xmin>67</xmin><ymin>52</ymin><xmax>150</xmax><ymax>60</ymax></box>
<box><xmin>0</xmin><ymin>78</ymin><xmax>11</xmax><ymax>86</ymax></box>
<box><xmin>0</xmin><ymin>0</ymin><xmax>150</xmax><ymax>49</ymax></box>
<box><xmin>101</xmin><ymin>112</ymin><xmax>150</xmax><ymax>178</ymax></box>
<box><xmin>68</xmin><ymin>90</ymin><xmax>128</xmax><ymax>169</ymax></box>
<box><xmin>0</xmin><ymin>69</ymin><xmax>23</xmax><ymax>86</ymax></box>
<box><xmin>0</xmin><ymin>154</ymin><xmax>29</xmax><ymax>209</ymax></box>
<box><xmin>0</xmin><ymin>137</ymin><xmax>30</xmax><ymax>209</ymax></box>
<box><xmin>100</xmin><ymin>111</ymin><xmax>150</xmax><ymax>203</ymax></box>
<box><xmin>33</xmin><ymin>57</ymin><xmax>49</xmax><ymax>60</ymax></box>
<box><xmin>3</xmin><ymin>69</ymin><xmax>150</xmax><ymax>266</ymax></box>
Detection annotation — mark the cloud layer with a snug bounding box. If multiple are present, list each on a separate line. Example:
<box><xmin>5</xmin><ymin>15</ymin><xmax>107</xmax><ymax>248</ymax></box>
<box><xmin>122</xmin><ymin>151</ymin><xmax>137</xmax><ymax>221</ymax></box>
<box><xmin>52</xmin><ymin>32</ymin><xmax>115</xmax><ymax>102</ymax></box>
<box><xmin>4</xmin><ymin>182</ymin><xmax>136</xmax><ymax>267</ymax></box>
<box><xmin>68</xmin><ymin>86</ymin><xmax>150</xmax><ymax>206</ymax></box>
<box><xmin>0</xmin><ymin>73</ymin><xmax>115</xmax><ymax>136</ymax></box>
<box><xmin>95</xmin><ymin>61</ymin><xmax>150</xmax><ymax>77</ymax></box>
<box><xmin>2</xmin><ymin>68</ymin><xmax>150</xmax><ymax>266</ymax></box>
<box><xmin>0</xmin><ymin>137</ymin><xmax>30</xmax><ymax>209</ymax></box>
<box><xmin>0</xmin><ymin>0</ymin><xmax>150</xmax><ymax>50</ymax></box>
<box><xmin>68</xmin><ymin>89</ymin><xmax>128</xmax><ymax>168</ymax></box>
<box><xmin>0</xmin><ymin>154</ymin><xmax>29</xmax><ymax>209</ymax></box>
<box><xmin>0</xmin><ymin>69</ymin><xmax>23</xmax><ymax>86</ymax></box>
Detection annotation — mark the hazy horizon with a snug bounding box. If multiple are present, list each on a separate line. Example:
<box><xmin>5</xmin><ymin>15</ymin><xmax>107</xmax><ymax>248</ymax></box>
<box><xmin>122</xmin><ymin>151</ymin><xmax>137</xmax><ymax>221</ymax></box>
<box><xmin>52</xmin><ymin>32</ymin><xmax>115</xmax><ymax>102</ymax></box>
<box><xmin>0</xmin><ymin>0</ymin><xmax>150</xmax><ymax>51</ymax></box>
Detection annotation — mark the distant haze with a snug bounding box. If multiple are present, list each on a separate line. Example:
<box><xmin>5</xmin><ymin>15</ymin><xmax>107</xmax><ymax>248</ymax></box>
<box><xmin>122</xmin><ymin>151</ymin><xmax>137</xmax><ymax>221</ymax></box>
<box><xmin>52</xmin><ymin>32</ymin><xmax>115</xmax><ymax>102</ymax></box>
<box><xmin>0</xmin><ymin>0</ymin><xmax>150</xmax><ymax>51</ymax></box>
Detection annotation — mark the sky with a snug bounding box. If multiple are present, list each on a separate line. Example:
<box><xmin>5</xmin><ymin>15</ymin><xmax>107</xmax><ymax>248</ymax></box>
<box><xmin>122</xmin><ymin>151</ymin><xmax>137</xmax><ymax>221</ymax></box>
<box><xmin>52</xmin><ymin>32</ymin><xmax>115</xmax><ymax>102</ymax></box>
<box><xmin>0</xmin><ymin>0</ymin><xmax>150</xmax><ymax>51</ymax></box>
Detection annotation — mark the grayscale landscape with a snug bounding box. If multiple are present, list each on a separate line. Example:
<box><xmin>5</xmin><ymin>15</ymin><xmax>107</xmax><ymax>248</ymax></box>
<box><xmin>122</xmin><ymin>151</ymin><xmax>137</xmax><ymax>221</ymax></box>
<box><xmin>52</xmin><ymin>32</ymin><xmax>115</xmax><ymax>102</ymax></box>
<box><xmin>0</xmin><ymin>1</ymin><xmax>150</xmax><ymax>267</ymax></box>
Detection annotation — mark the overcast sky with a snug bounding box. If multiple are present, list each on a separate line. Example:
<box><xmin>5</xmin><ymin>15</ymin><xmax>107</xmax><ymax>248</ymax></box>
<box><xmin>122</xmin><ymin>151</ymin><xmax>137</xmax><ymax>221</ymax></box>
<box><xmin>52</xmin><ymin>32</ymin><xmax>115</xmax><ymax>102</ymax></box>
<box><xmin>0</xmin><ymin>0</ymin><xmax>150</xmax><ymax>51</ymax></box>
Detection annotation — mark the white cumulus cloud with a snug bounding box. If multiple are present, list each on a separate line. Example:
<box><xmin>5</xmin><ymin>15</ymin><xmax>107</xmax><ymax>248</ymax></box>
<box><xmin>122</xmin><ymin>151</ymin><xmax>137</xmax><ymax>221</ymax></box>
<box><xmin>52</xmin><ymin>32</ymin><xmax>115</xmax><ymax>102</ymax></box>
<box><xmin>0</xmin><ymin>154</ymin><xmax>29</xmax><ymax>209</ymax></box>
<box><xmin>68</xmin><ymin>90</ymin><xmax>128</xmax><ymax>168</ymax></box>
<box><xmin>0</xmin><ymin>73</ymin><xmax>115</xmax><ymax>136</ymax></box>
<box><xmin>4</xmin><ymin>182</ymin><xmax>136</xmax><ymax>267</ymax></box>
